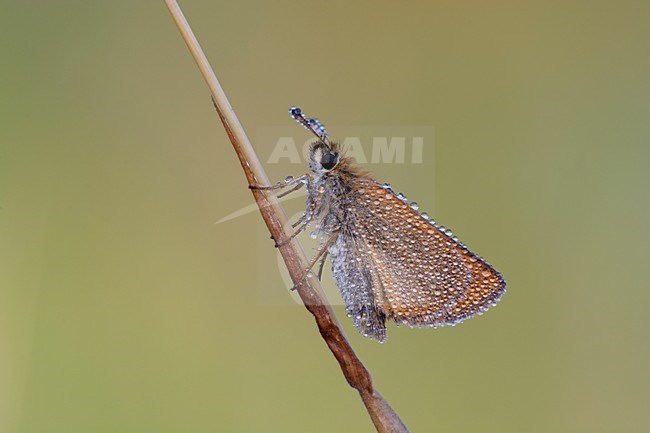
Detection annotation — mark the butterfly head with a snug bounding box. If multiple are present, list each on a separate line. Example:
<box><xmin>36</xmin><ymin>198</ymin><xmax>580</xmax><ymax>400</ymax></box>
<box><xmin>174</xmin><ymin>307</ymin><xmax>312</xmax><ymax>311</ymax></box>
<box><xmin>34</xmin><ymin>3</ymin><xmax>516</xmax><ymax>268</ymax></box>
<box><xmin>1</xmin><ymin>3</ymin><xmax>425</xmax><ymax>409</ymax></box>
<box><xmin>289</xmin><ymin>106</ymin><xmax>341</xmax><ymax>173</ymax></box>
<box><xmin>309</xmin><ymin>140</ymin><xmax>340</xmax><ymax>173</ymax></box>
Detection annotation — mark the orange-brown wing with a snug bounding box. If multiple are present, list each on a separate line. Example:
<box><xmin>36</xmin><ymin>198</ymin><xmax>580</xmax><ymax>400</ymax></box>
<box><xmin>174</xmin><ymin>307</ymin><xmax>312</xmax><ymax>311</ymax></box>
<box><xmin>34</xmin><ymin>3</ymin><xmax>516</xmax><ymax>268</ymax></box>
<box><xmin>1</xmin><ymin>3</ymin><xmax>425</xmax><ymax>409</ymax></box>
<box><xmin>343</xmin><ymin>178</ymin><xmax>506</xmax><ymax>329</ymax></box>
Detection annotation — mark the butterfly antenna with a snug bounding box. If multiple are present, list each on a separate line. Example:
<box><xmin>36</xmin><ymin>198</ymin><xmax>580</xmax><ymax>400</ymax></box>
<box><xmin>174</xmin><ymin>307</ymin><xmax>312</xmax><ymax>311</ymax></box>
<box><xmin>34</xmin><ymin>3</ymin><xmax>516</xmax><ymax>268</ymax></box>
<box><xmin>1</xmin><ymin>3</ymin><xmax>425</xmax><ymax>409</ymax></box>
<box><xmin>289</xmin><ymin>106</ymin><xmax>330</xmax><ymax>145</ymax></box>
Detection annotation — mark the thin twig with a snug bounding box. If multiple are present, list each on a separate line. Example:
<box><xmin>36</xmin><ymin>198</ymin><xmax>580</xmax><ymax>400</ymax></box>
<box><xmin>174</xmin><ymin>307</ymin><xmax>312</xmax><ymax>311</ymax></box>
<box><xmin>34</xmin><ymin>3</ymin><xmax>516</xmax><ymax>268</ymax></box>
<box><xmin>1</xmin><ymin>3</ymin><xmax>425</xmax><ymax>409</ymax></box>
<box><xmin>163</xmin><ymin>2</ymin><xmax>409</xmax><ymax>432</ymax></box>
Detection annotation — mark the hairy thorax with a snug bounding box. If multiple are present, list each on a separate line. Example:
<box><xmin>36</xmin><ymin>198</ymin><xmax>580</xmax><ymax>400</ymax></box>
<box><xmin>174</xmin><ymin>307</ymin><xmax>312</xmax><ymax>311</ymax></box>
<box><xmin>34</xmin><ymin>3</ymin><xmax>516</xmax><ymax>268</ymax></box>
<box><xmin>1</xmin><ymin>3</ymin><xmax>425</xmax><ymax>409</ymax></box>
<box><xmin>307</xmin><ymin>171</ymin><xmax>351</xmax><ymax>236</ymax></box>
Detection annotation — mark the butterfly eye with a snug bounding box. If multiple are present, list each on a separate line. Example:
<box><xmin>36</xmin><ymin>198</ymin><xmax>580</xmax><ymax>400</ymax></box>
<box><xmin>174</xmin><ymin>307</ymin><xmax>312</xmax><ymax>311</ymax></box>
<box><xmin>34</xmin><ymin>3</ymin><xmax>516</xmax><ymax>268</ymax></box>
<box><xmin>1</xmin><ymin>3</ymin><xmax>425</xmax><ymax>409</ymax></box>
<box><xmin>321</xmin><ymin>152</ymin><xmax>338</xmax><ymax>170</ymax></box>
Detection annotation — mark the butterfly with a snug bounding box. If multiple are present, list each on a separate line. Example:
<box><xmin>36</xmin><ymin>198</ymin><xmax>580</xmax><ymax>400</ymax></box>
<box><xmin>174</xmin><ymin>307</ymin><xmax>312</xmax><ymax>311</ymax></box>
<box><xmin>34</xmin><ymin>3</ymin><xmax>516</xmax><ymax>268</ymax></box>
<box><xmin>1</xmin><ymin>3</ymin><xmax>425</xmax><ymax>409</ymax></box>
<box><xmin>253</xmin><ymin>107</ymin><xmax>506</xmax><ymax>342</ymax></box>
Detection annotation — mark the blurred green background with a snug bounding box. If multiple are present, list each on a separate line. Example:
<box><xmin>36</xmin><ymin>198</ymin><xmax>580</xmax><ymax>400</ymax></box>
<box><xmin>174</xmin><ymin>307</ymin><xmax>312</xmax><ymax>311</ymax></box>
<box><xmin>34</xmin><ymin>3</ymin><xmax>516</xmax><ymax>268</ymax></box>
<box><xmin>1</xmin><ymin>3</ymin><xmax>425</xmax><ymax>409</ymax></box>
<box><xmin>1</xmin><ymin>1</ymin><xmax>649</xmax><ymax>432</ymax></box>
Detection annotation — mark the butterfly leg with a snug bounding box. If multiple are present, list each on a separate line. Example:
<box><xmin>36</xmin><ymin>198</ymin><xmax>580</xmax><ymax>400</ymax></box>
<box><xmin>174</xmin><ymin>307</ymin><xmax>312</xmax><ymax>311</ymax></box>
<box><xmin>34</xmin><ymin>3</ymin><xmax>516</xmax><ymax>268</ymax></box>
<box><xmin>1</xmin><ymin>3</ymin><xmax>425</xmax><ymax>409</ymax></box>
<box><xmin>317</xmin><ymin>251</ymin><xmax>329</xmax><ymax>281</ymax></box>
<box><xmin>275</xmin><ymin>215</ymin><xmax>313</xmax><ymax>248</ymax></box>
<box><xmin>274</xmin><ymin>211</ymin><xmax>313</xmax><ymax>244</ymax></box>
<box><xmin>249</xmin><ymin>173</ymin><xmax>310</xmax><ymax>194</ymax></box>
<box><xmin>277</xmin><ymin>182</ymin><xmax>305</xmax><ymax>198</ymax></box>
<box><xmin>291</xmin><ymin>214</ymin><xmax>307</xmax><ymax>228</ymax></box>
<box><xmin>275</xmin><ymin>183</ymin><xmax>321</xmax><ymax>248</ymax></box>
<box><xmin>290</xmin><ymin>234</ymin><xmax>338</xmax><ymax>291</ymax></box>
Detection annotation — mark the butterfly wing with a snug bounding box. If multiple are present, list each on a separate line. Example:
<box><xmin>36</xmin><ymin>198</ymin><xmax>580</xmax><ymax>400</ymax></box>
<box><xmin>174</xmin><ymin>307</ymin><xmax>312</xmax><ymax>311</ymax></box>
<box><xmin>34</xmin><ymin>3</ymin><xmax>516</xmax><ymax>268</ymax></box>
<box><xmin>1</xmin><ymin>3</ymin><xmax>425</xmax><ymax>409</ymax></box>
<box><xmin>330</xmin><ymin>177</ymin><xmax>505</xmax><ymax>340</ymax></box>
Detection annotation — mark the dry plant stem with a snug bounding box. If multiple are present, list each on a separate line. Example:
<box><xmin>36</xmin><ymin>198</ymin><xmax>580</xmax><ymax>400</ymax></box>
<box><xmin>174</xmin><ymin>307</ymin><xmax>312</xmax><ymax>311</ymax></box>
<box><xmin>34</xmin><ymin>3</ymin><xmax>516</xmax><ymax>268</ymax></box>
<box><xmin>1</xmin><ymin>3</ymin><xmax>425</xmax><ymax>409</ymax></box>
<box><xmin>164</xmin><ymin>1</ymin><xmax>409</xmax><ymax>432</ymax></box>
